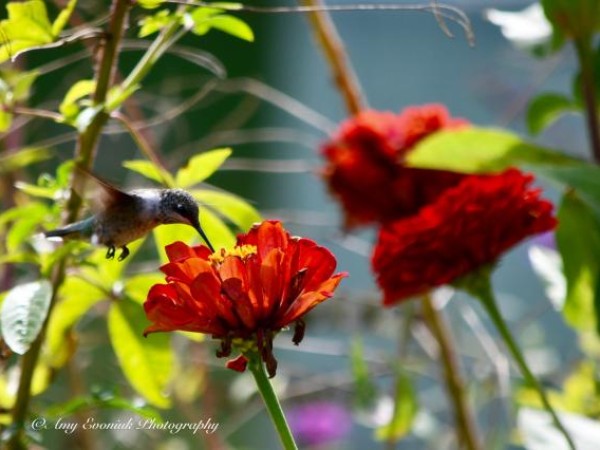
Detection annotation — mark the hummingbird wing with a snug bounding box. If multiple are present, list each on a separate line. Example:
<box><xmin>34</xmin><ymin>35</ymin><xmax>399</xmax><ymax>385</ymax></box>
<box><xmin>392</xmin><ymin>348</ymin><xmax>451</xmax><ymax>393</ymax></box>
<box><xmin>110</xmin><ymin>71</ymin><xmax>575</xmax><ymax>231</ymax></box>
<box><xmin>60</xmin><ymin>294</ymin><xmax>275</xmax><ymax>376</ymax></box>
<box><xmin>74</xmin><ymin>166</ymin><xmax>136</xmax><ymax>214</ymax></box>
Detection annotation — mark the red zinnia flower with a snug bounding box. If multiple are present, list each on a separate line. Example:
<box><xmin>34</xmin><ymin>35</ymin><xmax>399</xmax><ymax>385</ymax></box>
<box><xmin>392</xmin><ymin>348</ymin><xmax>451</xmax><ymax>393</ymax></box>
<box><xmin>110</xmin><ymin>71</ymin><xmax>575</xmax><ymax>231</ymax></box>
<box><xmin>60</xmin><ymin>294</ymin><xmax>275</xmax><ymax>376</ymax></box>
<box><xmin>321</xmin><ymin>104</ymin><xmax>467</xmax><ymax>227</ymax></box>
<box><xmin>372</xmin><ymin>169</ymin><xmax>557</xmax><ymax>305</ymax></box>
<box><xmin>143</xmin><ymin>220</ymin><xmax>347</xmax><ymax>377</ymax></box>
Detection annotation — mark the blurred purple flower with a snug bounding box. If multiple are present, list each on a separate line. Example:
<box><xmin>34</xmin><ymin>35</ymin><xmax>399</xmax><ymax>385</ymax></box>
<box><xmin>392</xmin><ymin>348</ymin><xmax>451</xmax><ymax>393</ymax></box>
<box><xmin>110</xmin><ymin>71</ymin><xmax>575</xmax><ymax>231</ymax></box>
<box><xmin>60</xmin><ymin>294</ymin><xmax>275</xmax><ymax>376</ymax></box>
<box><xmin>288</xmin><ymin>401</ymin><xmax>352</xmax><ymax>447</ymax></box>
<box><xmin>531</xmin><ymin>230</ymin><xmax>557</xmax><ymax>250</ymax></box>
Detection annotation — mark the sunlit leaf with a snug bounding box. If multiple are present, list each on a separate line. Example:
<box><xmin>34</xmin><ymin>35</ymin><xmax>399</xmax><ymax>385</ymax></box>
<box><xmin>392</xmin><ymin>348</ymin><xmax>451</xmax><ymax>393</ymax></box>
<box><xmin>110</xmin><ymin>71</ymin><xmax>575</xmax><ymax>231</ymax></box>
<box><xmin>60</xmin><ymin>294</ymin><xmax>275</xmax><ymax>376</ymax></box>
<box><xmin>0</xmin><ymin>147</ymin><xmax>51</xmax><ymax>174</ymax></box>
<box><xmin>206</xmin><ymin>15</ymin><xmax>254</xmax><ymax>41</ymax></box>
<box><xmin>6</xmin><ymin>203</ymin><xmax>48</xmax><ymax>252</ymax></box>
<box><xmin>74</xmin><ymin>105</ymin><xmax>103</xmax><ymax>132</ymax></box>
<box><xmin>106</xmin><ymin>83</ymin><xmax>140</xmax><ymax>111</ymax></box>
<box><xmin>125</xmin><ymin>273</ymin><xmax>166</xmax><ymax>304</ymax></box>
<box><xmin>556</xmin><ymin>191</ymin><xmax>600</xmax><ymax>333</ymax></box>
<box><xmin>0</xmin><ymin>68</ymin><xmax>40</xmax><ymax>102</ymax></box>
<box><xmin>534</xmin><ymin>165</ymin><xmax>600</xmax><ymax>220</ymax></box>
<box><xmin>175</xmin><ymin>148</ymin><xmax>232</xmax><ymax>188</ymax></box>
<box><xmin>0</xmin><ymin>280</ymin><xmax>52</xmax><ymax>355</ymax></box>
<box><xmin>138</xmin><ymin>0</ymin><xmax>166</xmax><ymax>9</ymax></box>
<box><xmin>59</xmin><ymin>79</ymin><xmax>95</xmax><ymax>121</ymax></box>
<box><xmin>153</xmin><ymin>224</ymin><xmax>198</xmax><ymax>264</ymax></box>
<box><xmin>51</xmin><ymin>0</ymin><xmax>77</xmax><ymax>36</ymax></box>
<box><xmin>108</xmin><ymin>299</ymin><xmax>173</xmax><ymax>408</ymax></box>
<box><xmin>0</xmin><ymin>1</ymin><xmax>54</xmax><ymax>63</ymax></box>
<box><xmin>200</xmin><ymin>207</ymin><xmax>235</xmax><ymax>250</ymax></box>
<box><xmin>375</xmin><ymin>372</ymin><xmax>418</xmax><ymax>441</ymax></box>
<box><xmin>407</xmin><ymin>128</ymin><xmax>580</xmax><ymax>173</ymax></box>
<box><xmin>123</xmin><ymin>160</ymin><xmax>174</xmax><ymax>186</ymax></box>
<box><xmin>46</xmin><ymin>277</ymin><xmax>106</xmax><ymax>368</ymax></box>
<box><xmin>138</xmin><ymin>9</ymin><xmax>173</xmax><ymax>37</ymax></box>
<box><xmin>0</xmin><ymin>110</ymin><xmax>11</xmax><ymax>132</ymax></box>
<box><xmin>527</xmin><ymin>93</ymin><xmax>578</xmax><ymax>135</ymax></box>
<box><xmin>14</xmin><ymin>182</ymin><xmax>56</xmax><ymax>199</ymax></box>
<box><xmin>192</xmin><ymin>189</ymin><xmax>261</xmax><ymax>230</ymax></box>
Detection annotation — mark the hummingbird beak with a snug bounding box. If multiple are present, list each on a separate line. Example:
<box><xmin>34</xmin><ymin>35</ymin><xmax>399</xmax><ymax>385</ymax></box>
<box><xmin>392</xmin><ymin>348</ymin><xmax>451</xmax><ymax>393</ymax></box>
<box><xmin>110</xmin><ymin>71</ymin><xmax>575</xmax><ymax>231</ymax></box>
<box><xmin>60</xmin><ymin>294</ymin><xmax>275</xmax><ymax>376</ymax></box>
<box><xmin>194</xmin><ymin>222</ymin><xmax>215</xmax><ymax>253</ymax></box>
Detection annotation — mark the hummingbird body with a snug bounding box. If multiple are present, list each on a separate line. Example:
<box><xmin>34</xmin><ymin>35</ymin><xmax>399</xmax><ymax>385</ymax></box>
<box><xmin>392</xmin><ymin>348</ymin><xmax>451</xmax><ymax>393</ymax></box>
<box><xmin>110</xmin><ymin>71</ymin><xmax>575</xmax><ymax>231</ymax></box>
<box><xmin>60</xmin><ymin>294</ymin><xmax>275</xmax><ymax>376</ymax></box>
<box><xmin>44</xmin><ymin>172</ymin><xmax>214</xmax><ymax>260</ymax></box>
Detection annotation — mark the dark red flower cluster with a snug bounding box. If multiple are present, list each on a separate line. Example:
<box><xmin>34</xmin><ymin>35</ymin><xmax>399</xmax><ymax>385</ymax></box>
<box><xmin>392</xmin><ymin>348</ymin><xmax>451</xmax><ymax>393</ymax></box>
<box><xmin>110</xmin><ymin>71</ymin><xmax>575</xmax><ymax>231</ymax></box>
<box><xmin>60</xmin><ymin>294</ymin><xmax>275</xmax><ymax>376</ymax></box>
<box><xmin>144</xmin><ymin>220</ymin><xmax>346</xmax><ymax>377</ymax></box>
<box><xmin>321</xmin><ymin>104</ymin><xmax>558</xmax><ymax>306</ymax></box>
<box><xmin>372</xmin><ymin>169</ymin><xmax>557</xmax><ymax>305</ymax></box>
<box><xmin>321</xmin><ymin>104</ymin><xmax>468</xmax><ymax>227</ymax></box>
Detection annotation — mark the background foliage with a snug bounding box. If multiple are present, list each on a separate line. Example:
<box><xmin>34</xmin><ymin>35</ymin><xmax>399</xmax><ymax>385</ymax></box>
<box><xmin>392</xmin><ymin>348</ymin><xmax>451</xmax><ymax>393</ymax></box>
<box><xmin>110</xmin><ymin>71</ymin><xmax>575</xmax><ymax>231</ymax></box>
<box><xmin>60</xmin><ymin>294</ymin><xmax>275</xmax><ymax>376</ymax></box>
<box><xmin>2</xmin><ymin>0</ymin><xmax>600</xmax><ymax>449</ymax></box>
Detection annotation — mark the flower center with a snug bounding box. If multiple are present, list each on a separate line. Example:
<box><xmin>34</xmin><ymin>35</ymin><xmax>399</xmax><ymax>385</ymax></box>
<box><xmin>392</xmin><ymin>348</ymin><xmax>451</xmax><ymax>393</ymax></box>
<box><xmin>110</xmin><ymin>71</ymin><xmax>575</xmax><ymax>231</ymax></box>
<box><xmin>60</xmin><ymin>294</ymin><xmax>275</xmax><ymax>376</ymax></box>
<box><xmin>209</xmin><ymin>244</ymin><xmax>257</xmax><ymax>264</ymax></box>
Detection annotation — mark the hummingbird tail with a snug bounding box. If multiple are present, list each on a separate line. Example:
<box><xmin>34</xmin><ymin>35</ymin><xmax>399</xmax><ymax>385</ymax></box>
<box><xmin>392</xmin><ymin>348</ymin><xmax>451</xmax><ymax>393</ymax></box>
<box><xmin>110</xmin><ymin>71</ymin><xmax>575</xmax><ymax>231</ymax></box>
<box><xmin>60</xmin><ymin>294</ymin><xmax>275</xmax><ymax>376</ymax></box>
<box><xmin>43</xmin><ymin>219</ymin><xmax>91</xmax><ymax>240</ymax></box>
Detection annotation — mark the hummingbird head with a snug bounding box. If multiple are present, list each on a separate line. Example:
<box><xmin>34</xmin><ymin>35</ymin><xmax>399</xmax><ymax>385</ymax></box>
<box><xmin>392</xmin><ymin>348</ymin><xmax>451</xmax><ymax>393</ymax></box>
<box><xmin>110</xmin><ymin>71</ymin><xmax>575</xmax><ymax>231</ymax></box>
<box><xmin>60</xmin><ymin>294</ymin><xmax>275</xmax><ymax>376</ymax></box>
<box><xmin>159</xmin><ymin>189</ymin><xmax>214</xmax><ymax>251</ymax></box>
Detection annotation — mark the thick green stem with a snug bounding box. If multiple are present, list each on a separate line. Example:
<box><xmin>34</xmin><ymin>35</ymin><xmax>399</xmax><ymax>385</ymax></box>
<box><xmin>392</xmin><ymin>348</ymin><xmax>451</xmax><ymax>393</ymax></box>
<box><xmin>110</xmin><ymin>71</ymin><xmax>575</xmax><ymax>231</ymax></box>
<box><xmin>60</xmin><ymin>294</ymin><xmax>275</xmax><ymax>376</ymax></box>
<box><xmin>247</xmin><ymin>354</ymin><xmax>298</xmax><ymax>450</ymax></box>
<box><xmin>7</xmin><ymin>1</ymin><xmax>132</xmax><ymax>448</ymax></box>
<box><xmin>471</xmin><ymin>276</ymin><xmax>576</xmax><ymax>450</ymax></box>
<box><xmin>574</xmin><ymin>37</ymin><xmax>600</xmax><ymax>164</ymax></box>
<box><xmin>422</xmin><ymin>295</ymin><xmax>483</xmax><ymax>450</ymax></box>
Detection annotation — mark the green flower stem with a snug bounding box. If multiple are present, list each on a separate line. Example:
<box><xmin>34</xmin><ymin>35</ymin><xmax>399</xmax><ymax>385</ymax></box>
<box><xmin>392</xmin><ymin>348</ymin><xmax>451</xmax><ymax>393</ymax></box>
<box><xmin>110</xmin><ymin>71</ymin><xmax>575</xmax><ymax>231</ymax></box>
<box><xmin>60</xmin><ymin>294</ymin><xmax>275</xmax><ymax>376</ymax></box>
<box><xmin>422</xmin><ymin>294</ymin><xmax>483</xmax><ymax>450</ymax></box>
<box><xmin>247</xmin><ymin>354</ymin><xmax>298</xmax><ymax>450</ymax></box>
<box><xmin>470</xmin><ymin>275</ymin><xmax>576</xmax><ymax>450</ymax></box>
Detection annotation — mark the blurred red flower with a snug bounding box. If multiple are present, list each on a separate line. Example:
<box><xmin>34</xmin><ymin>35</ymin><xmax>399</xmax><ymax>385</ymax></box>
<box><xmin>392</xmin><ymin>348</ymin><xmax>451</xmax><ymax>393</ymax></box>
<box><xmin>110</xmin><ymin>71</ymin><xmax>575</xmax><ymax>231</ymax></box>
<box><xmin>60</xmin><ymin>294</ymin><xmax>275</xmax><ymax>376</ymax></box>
<box><xmin>321</xmin><ymin>104</ymin><xmax>467</xmax><ymax>227</ymax></box>
<box><xmin>144</xmin><ymin>220</ymin><xmax>347</xmax><ymax>377</ymax></box>
<box><xmin>372</xmin><ymin>169</ymin><xmax>557</xmax><ymax>305</ymax></box>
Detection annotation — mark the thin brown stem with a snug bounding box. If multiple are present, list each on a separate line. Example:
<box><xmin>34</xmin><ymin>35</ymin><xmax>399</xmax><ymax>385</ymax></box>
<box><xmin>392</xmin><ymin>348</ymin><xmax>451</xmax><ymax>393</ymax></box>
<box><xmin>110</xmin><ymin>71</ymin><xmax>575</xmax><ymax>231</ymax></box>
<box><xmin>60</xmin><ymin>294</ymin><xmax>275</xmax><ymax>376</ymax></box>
<box><xmin>298</xmin><ymin>0</ymin><xmax>366</xmax><ymax>115</ymax></box>
<box><xmin>111</xmin><ymin>111</ymin><xmax>174</xmax><ymax>187</ymax></box>
<box><xmin>575</xmin><ymin>37</ymin><xmax>600</xmax><ymax>164</ymax></box>
<box><xmin>7</xmin><ymin>1</ymin><xmax>132</xmax><ymax>448</ymax></box>
<box><xmin>422</xmin><ymin>294</ymin><xmax>483</xmax><ymax>450</ymax></box>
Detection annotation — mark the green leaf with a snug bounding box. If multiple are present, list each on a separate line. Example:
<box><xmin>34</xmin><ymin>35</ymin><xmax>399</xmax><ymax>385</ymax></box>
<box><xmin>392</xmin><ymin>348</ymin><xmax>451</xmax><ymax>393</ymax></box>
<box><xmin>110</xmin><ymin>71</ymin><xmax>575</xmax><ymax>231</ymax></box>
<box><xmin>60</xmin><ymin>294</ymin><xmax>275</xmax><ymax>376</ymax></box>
<box><xmin>59</xmin><ymin>79</ymin><xmax>95</xmax><ymax>122</ymax></box>
<box><xmin>199</xmin><ymin>207</ymin><xmax>235</xmax><ymax>250</ymax></box>
<box><xmin>175</xmin><ymin>148</ymin><xmax>231</xmax><ymax>188</ymax></box>
<box><xmin>153</xmin><ymin>224</ymin><xmax>199</xmax><ymax>264</ymax></box>
<box><xmin>205</xmin><ymin>15</ymin><xmax>254</xmax><ymax>42</ymax></box>
<box><xmin>51</xmin><ymin>0</ymin><xmax>77</xmax><ymax>36</ymax></box>
<box><xmin>123</xmin><ymin>160</ymin><xmax>174</xmax><ymax>186</ymax></box>
<box><xmin>526</xmin><ymin>93</ymin><xmax>579</xmax><ymax>135</ymax></box>
<box><xmin>0</xmin><ymin>280</ymin><xmax>52</xmax><ymax>355</ymax></box>
<box><xmin>14</xmin><ymin>182</ymin><xmax>56</xmax><ymax>199</ymax></box>
<box><xmin>6</xmin><ymin>206</ymin><xmax>47</xmax><ymax>253</ymax></box>
<box><xmin>4</xmin><ymin>202</ymin><xmax>48</xmax><ymax>253</ymax></box>
<box><xmin>138</xmin><ymin>9</ymin><xmax>173</xmax><ymax>37</ymax></box>
<box><xmin>556</xmin><ymin>191</ymin><xmax>600</xmax><ymax>332</ymax></box>
<box><xmin>106</xmin><ymin>83</ymin><xmax>140</xmax><ymax>111</ymax></box>
<box><xmin>74</xmin><ymin>105</ymin><xmax>103</xmax><ymax>132</ymax></box>
<box><xmin>0</xmin><ymin>1</ymin><xmax>54</xmax><ymax>63</ymax></box>
<box><xmin>192</xmin><ymin>189</ymin><xmax>261</xmax><ymax>230</ymax></box>
<box><xmin>0</xmin><ymin>147</ymin><xmax>51</xmax><ymax>174</ymax></box>
<box><xmin>138</xmin><ymin>0</ymin><xmax>166</xmax><ymax>9</ymax></box>
<box><xmin>534</xmin><ymin>165</ymin><xmax>600</xmax><ymax>220</ymax></box>
<box><xmin>0</xmin><ymin>110</ymin><xmax>11</xmax><ymax>132</ymax></box>
<box><xmin>108</xmin><ymin>299</ymin><xmax>173</xmax><ymax>408</ymax></box>
<box><xmin>0</xmin><ymin>68</ymin><xmax>40</xmax><ymax>102</ymax></box>
<box><xmin>125</xmin><ymin>273</ymin><xmax>166</xmax><ymax>304</ymax></box>
<box><xmin>406</xmin><ymin>128</ymin><xmax>580</xmax><ymax>173</ymax></box>
<box><xmin>46</xmin><ymin>277</ymin><xmax>106</xmax><ymax>368</ymax></box>
<box><xmin>375</xmin><ymin>372</ymin><xmax>418</xmax><ymax>441</ymax></box>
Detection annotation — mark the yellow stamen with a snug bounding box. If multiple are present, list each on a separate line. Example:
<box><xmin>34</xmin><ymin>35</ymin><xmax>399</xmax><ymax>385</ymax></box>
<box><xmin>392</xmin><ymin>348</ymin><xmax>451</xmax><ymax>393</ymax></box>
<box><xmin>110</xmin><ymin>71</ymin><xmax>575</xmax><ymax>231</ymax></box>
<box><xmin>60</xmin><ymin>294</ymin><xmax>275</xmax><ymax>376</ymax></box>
<box><xmin>209</xmin><ymin>245</ymin><xmax>257</xmax><ymax>264</ymax></box>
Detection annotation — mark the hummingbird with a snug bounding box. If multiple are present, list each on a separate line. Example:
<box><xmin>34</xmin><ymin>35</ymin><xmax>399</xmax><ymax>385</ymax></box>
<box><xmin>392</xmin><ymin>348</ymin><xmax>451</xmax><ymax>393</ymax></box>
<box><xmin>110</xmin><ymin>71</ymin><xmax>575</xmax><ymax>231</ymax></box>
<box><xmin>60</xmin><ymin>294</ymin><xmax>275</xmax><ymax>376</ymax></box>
<box><xmin>44</xmin><ymin>169</ymin><xmax>214</xmax><ymax>261</ymax></box>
